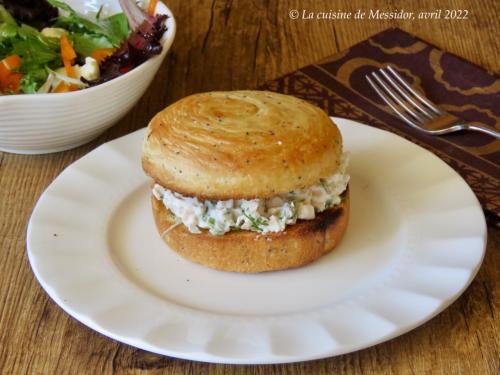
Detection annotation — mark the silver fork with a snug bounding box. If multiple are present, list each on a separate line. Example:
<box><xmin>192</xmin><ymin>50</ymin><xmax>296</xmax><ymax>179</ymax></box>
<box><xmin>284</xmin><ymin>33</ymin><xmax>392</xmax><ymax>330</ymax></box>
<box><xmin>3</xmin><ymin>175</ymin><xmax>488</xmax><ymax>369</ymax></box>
<box><xmin>366</xmin><ymin>66</ymin><xmax>500</xmax><ymax>138</ymax></box>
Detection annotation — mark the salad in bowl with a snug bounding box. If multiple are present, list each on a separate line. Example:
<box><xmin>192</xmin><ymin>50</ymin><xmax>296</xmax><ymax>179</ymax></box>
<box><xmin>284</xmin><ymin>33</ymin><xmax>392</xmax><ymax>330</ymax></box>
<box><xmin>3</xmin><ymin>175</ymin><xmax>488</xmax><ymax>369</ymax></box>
<box><xmin>0</xmin><ymin>0</ymin><xmax>168</xmax><ymax>94</ymax></box>
<box><xmin>0</xmin><ymin>0</ymin><xmax>175</xmax><ymax>154</ymax></box>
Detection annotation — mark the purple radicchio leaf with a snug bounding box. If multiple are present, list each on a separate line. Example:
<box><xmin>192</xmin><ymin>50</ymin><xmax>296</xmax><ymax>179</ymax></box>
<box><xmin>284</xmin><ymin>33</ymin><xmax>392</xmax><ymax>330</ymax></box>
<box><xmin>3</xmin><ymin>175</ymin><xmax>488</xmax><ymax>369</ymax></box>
<box><xmin>83</xmin><ymin>0</ymin><xmax>167</xmax><ymax>87</ymax></box>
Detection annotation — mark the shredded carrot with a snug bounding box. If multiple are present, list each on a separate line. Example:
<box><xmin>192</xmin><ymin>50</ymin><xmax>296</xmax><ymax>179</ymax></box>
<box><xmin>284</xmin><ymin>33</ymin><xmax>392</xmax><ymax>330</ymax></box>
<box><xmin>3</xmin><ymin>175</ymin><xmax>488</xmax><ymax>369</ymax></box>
<box><xmin>2</xmin><ymin>72</ymin><xmax>23</xmax><ymax>93</ymax></box>
<box><xmin>0</xmin><ymin>55</ymin><xmax>23</xmax><ymax>93</ymax></box>
<box><xmin>91</xmin><ymin>48</ymin><xmax>115</xmax><ymax>65</ymax></box>
<box><xmin>53</xmin><ymin>81</ymin><xmax>77</xmax><ymax>93</ymax></box>
<box><xmin>53</xmin><ymin>82</ymin><xmax>68</xmax><ymax>93</ymax></box>
<box><xmin>148</xmin><ymin>0</ymin><xmax>158</xmax><ymax>15</ymax></box>
<box><xmin>60</xmin><ymin>35</ymin><xmax>77</xmax><ymax>78</ymax></box>
<box><xmin>0</xmin><ymin>62</ymin><xmax>10</xmax><ymax>84</ymax></box>
<box><xmin>1</xmin><ymin>55</ymin><xmax>21</xmax><ymax>71</ymax></box>
<box><xmin>63</xmin><ymin>60</ymin><xmax>77</xmax><ymax>78</ymax></box>
<box><xmin>60</xmin><ymin>35</ymin><xmax>77</xmax><ymax>62</ymax></box>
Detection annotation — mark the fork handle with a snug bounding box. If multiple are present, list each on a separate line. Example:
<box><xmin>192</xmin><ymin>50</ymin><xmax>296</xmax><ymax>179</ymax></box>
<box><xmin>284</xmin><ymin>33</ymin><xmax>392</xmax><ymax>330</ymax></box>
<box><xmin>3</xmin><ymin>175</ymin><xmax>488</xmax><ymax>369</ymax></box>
<box><xmin>462</xmin><ymin>124</ymin><xmax>500</xmax><ymax>139</ymax></box>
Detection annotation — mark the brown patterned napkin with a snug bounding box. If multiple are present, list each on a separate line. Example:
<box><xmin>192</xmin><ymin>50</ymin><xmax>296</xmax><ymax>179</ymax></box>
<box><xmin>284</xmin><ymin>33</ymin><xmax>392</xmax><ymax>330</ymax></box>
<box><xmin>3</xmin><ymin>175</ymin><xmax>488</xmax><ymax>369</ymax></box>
<box><xmin>260</xmin><ymin>27</ymin><xmax>500</xmax><ymax>221</ymax></box>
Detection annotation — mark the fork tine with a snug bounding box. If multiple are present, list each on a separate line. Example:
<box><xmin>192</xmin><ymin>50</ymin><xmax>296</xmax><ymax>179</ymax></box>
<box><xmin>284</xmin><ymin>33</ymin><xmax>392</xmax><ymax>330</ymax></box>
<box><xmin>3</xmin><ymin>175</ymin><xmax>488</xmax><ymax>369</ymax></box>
<box><xmin>379</xmin><ymin>68</ymin><xmax>434</xmax><ymax>120</ymax></box>
<box><xmin>371</xmin><ymin>71</ymin><xmax>426</xmax><ymax>124</ymax></box>
<box><xmin>366</xmin><ymin>75</ymin><xmax>423</xmax><ymax>131</ymax></box>
<box><xmin>387</xmin><ymin>66</ymin><xmax>443</xmax><ymax>115</ymax></box>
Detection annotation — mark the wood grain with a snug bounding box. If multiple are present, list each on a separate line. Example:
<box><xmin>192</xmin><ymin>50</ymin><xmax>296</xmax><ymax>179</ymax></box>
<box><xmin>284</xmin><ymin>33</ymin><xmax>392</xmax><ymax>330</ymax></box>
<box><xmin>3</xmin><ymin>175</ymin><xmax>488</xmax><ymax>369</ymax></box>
<box><xmin>0</xmin><ymin>0</ymin><xmax>498</xmax><ymax>374</ymax></box>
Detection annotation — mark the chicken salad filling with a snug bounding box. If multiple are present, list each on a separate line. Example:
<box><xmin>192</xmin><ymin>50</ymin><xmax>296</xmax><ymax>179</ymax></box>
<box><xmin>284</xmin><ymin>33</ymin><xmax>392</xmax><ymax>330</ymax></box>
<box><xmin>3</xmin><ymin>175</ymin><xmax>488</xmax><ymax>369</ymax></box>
<box><xmin>152</xmin><ymin>153</ymin><xmax>350</xmax><ymax>236</ymax></box>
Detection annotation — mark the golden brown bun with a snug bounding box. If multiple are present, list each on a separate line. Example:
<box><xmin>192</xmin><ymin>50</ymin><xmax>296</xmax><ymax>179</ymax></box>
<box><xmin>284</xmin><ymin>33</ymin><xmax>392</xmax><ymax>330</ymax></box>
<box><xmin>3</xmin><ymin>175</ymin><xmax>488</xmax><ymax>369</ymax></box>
<box><xmin>142</xmin><ymin>90</ymin><xmax>342</xmax><ymax>200</ymax></box>
<box><xmin>151</xmin><ymin>189</ymin><xmax>350</xmax><ymax>273</ymax></box>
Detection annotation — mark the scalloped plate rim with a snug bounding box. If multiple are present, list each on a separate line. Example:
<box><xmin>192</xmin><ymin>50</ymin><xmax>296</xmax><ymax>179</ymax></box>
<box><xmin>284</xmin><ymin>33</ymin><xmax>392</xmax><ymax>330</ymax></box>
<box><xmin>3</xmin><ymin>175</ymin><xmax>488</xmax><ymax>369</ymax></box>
<box><xmin>26</xmin><ymin>117</ymin><xmax>487</xmax><ymax>364</ymax></box>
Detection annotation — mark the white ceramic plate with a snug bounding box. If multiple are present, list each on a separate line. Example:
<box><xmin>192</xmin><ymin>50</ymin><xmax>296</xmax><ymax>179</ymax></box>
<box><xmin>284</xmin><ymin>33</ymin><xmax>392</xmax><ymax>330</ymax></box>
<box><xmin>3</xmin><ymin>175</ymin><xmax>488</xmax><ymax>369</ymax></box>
<box><xmin>27</xmin><ymin>118</ymin><xmax>486</xmax><ymax>364</ymax></box>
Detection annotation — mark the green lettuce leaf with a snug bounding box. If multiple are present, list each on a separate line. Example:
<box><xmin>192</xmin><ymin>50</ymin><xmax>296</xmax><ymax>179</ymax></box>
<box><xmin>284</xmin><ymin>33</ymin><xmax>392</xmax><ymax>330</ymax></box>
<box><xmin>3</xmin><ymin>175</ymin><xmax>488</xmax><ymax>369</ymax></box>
<box><xmin>0</xmin><ymin>5</ymin><xmax>16</xmax><ymax>26</ymax></box>
<box><xmin>12</xmin><ymin>25</ymin><xmax>60</xmax><ymax>67</ymax></box>
<box><xmin>20</xmin><ymin>67</ymin><xmax>48</xmax><ymax>94</ymax></box>
<box><xmin>45</xmin><ymin>0</ymin><xmax>74</xmax><ymax>14</ymax></box>
<box><xmin>71</xmin><ymin>33</ymin><xmax>113</xmax><ymax>56</ymax></box>
<box><xmin>47</xmin><ymin>0</ymin><xmax>129</xmax><ymax>47</ymax></box>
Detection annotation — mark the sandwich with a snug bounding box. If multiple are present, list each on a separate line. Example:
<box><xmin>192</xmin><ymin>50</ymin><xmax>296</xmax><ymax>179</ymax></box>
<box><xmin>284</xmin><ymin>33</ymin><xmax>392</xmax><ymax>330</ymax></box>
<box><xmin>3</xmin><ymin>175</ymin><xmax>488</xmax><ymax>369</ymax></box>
<box><xmin>141</xmin><ymin>90</ymin><xmax>350</xmax><ymax>272</ymax></box>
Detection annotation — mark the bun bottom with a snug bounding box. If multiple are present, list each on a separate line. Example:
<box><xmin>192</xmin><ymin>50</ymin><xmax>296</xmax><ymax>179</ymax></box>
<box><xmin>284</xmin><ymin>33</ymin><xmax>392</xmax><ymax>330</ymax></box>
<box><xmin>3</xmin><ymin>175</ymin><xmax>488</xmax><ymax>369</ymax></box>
<box><xmin>151</xmin><ymin>188</ymin><xmax>349</xmax><ymax>273</ymax></box>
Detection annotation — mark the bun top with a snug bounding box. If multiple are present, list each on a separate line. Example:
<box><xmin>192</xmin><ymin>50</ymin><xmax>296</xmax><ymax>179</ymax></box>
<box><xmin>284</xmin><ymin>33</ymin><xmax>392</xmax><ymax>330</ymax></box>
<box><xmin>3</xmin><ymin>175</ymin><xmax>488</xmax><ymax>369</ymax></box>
<box><xmin>142</xmin><ymin>90</ymin><xmax>342</xmax><ymax>200</ymax></box>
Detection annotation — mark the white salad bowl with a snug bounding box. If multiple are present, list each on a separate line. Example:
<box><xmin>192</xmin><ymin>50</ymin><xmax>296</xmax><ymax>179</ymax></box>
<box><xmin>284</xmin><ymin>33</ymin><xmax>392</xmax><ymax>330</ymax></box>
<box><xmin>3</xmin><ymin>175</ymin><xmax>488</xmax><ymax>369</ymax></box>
<box><xmin>0</xmin><ymin>0</ymin><xmax>176</xmax><ymax>154</ymax></box>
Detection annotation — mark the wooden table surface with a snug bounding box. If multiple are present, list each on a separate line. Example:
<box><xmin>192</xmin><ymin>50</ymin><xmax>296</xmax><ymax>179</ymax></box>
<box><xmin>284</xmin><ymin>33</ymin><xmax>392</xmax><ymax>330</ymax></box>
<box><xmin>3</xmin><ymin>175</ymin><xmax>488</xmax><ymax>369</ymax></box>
<box><xmin>1</xmin><ymin>1</ymin><xmax>498</xmax><ymax>373</ymax></box>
